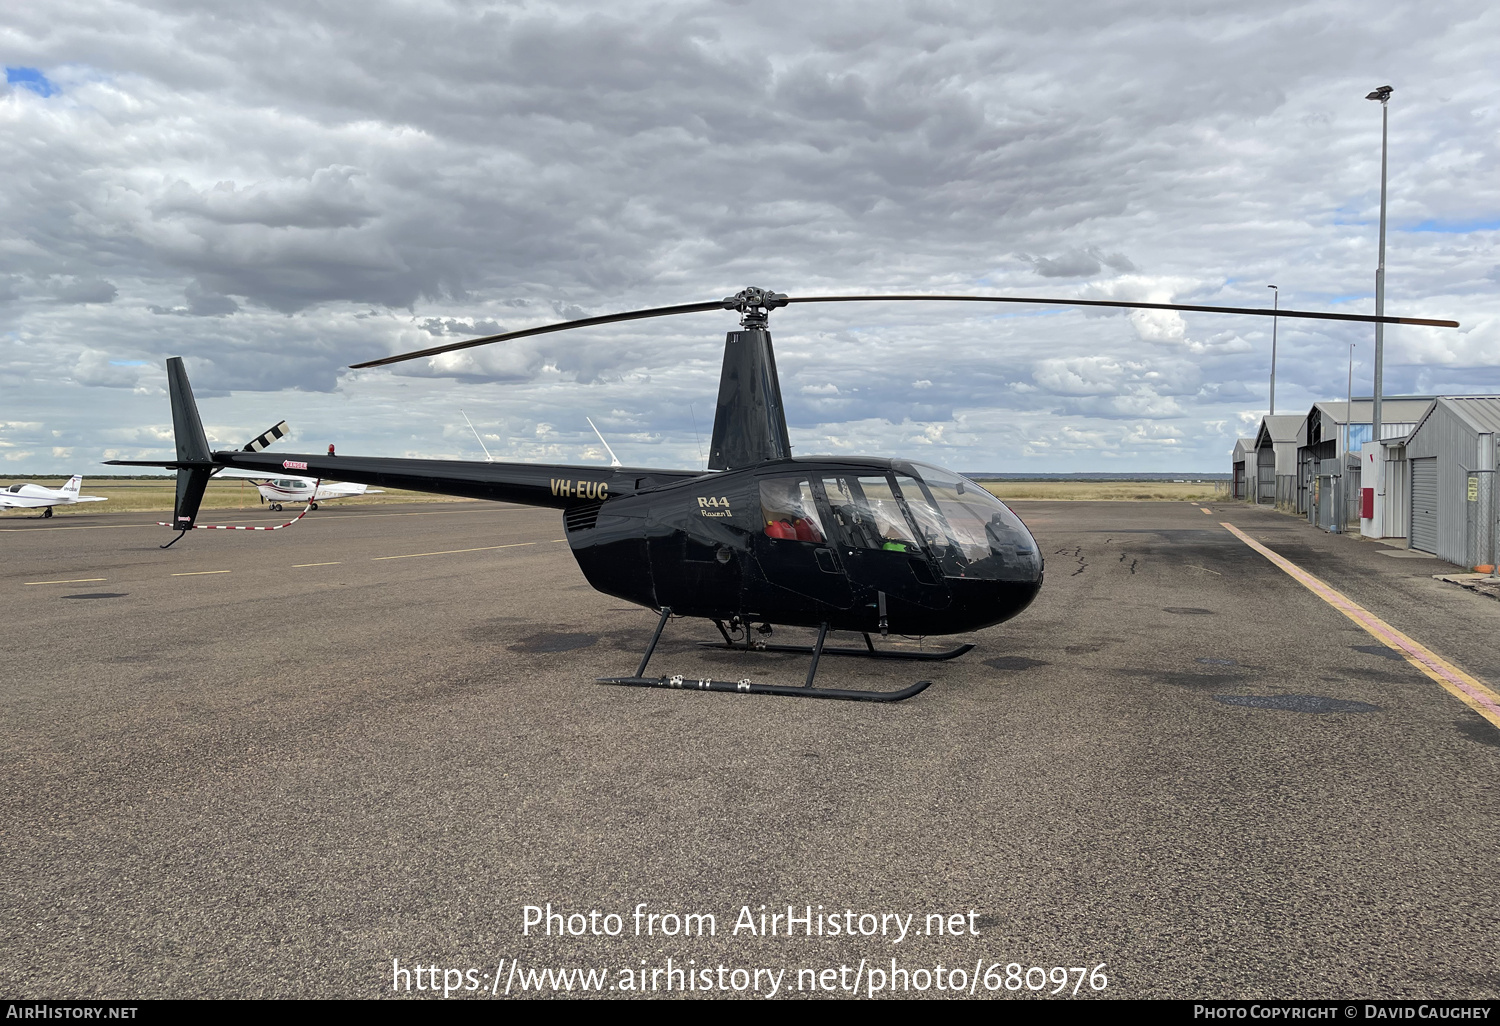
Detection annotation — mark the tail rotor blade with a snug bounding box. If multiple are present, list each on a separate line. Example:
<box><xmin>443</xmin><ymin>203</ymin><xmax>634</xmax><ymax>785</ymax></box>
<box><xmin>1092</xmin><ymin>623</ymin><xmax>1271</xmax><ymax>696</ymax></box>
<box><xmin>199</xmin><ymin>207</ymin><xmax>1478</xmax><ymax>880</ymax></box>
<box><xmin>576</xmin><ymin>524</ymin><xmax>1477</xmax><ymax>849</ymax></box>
<box><xmin>244</xmin><ymin>421</ymin><xmax>290</xmax><ymax>452</ymax></box>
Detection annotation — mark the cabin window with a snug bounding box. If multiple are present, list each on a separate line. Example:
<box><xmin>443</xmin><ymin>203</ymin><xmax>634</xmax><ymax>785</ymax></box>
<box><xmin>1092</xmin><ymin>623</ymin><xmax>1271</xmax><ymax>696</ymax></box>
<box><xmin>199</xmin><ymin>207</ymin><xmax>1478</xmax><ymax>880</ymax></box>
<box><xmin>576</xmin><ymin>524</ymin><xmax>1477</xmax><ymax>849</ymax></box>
<box><xmin>759</xmin><ymin>478</ymin><xmax>826</xmax><ymax>542</ymax></box>
<box><xmin>820</xmin><ymin>475</ymin><xmax>921</xmax><ymax>552</ymax></box>
<box><xmin>898</xmin><ymin>463</ymin><xmax>1040</xmax><ymax>581</ymax></box>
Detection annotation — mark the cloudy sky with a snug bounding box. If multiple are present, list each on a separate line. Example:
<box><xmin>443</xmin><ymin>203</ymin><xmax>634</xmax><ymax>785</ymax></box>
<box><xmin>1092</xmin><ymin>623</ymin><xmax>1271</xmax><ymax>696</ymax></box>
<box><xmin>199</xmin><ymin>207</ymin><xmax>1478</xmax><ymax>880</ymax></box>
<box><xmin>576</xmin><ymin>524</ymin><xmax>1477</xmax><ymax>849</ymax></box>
<box><xmin>2</xmin><ymin>0</ymin><xmax>1496</xmax><ymax>476</ymax></box>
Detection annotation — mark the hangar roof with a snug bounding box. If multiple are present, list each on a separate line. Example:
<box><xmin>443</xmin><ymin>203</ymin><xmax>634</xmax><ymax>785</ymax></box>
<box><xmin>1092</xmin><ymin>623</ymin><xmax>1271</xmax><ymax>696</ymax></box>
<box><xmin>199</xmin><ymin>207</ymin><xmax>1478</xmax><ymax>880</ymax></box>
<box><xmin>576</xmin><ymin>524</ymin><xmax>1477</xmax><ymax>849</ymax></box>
<box><xmin>1256</xmin><ymin>415</ymin><xmax>1304</xmax><ymax>446</ymax></box>
<box><xmin>1410</xmin><ymin>397</ymin><xmax>1500</xmax><ymax>437</ymax></box>
<box><xmin>1310</xmin><ymin>398</ymin><xmax>1437</xmax><ymax>426</ymax></box>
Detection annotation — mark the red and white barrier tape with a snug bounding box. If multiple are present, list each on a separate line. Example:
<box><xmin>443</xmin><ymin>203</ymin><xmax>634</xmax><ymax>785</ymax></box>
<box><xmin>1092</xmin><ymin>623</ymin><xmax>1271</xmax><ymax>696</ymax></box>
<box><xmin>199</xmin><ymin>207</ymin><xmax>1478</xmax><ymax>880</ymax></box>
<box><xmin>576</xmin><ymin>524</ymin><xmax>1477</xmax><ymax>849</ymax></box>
<box><xmin>158</xmin><ymin>481</ymin><xmax>319</xmax><ymax>531</ymax></box>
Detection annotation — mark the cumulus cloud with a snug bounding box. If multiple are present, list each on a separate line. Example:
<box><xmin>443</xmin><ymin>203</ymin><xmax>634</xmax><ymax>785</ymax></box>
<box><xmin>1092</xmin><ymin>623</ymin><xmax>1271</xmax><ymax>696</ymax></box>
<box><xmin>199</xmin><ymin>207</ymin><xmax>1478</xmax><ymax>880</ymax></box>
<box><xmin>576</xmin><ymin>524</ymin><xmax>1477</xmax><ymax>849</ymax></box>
<box><xmin>0</xmin><ymin>0</ymin><xmax>1496</xmax><ymax>473</ymax></box>
<box><xmin>71</xmin><ymin>350</ymin><xmax>146</xmax><ymax>388</ymax></box>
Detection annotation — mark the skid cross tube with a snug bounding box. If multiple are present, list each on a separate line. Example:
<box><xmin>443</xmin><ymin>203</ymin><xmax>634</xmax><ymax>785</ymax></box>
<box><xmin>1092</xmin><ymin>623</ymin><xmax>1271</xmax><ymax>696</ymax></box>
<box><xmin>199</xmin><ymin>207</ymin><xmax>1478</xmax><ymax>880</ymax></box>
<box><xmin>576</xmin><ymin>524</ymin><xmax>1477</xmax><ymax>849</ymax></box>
<box><xmin>804</xmin><ymin>623</ymin><xmax>829</xmax><ymax>688</ymax></box>
<box><xmin>636</xmin><ymin>607</ymin><xmax>672</xmax><ymax>678</ymax></box>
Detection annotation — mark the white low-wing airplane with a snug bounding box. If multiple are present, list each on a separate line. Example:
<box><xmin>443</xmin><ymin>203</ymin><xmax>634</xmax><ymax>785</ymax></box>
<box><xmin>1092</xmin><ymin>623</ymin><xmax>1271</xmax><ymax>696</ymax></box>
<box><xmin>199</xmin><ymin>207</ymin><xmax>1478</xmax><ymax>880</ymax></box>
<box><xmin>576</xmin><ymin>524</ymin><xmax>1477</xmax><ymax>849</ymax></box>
<box><xmin>214</xmin><ymin>469</ymin><xmax>382</xmax><ymax>511</ymax></box>
<box><xmin>0</xmin><ymin>475</ymin><xmax>109</xmax><ymax>517</ymax></box>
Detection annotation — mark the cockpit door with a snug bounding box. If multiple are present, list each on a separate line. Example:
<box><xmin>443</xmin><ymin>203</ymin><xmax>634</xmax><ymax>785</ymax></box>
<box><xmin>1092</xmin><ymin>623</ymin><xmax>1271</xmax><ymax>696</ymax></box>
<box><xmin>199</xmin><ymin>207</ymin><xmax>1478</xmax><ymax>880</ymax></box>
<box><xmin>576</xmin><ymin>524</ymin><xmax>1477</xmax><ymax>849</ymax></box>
<box><xmin>749</xmin><ymin>475</ymin><xmax>854</xmax><ymax>610</ymax></box>
<box><xmin>817</xmin><ymin>474</ymin><xmax>950</xmax><ymax>610</ymax></box>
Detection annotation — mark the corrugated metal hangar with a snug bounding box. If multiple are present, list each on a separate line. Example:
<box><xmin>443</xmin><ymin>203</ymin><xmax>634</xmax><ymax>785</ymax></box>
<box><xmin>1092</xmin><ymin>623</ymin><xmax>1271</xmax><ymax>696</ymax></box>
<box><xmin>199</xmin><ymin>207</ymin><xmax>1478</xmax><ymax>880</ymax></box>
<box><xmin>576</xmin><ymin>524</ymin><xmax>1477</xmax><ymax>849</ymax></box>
<box><xmin>1232</xmin><ymin>438</ymin><xmax>1257</xmax><ymax>499</ymax></box>
<box><xmin>1234</xmin><ymin>395</ymin><xmax>1500</xmax><ymax>569</ymax></box>
<box><xmin>1404</xmin><ymin>398</ymin><xmax>1500</xmax><ymax>565</ymax></box>
<box><xmin>1253</xmin><ymin>415</ymin><xmax>1303</xmax><ymax>506</ymax></box>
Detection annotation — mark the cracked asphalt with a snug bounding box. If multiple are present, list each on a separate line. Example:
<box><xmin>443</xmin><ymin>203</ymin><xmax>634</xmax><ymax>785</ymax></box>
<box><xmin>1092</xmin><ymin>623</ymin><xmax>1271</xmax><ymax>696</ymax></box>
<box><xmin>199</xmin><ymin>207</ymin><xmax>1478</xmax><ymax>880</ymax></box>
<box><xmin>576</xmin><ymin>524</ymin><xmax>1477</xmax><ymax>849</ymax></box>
<box><xmin>2</xmin><ymin>499</ymin><xmax>1497</xmax><ymax>999</ymax></box>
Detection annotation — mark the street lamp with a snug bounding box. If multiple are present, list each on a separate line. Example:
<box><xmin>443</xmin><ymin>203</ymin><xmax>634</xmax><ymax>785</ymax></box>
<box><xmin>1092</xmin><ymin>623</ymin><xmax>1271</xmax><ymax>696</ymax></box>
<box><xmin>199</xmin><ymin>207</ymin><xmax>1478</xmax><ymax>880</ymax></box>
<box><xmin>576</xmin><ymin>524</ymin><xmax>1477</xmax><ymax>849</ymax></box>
<box><xmin>1345</xmin><ymin>342</ymin><xmax>1356</xmax><ymax>534</ymax></box>
<box><xmin>1268</xmin><ymin>284</ymin><xmax>1279</xmax><ymax>415</ymax></box>
<box><xmin>1366</xmin><ymin>85</ymin><xmax>1392</xmax><ymax>456</ymax></box>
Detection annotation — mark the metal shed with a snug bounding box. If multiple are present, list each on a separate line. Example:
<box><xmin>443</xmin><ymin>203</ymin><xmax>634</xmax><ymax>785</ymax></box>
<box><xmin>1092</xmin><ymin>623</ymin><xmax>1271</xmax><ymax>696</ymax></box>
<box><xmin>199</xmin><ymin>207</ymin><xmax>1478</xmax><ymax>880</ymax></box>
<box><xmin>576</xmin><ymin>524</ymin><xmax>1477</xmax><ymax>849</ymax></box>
<box><xmin>1231</xmin><ymin>437</ymin><xmax>1256</xmax><ymax>500</ymax></box>
<box><xmin>1358</xmin><ymin>436</ymin><xmax>1408</xmax><ymax>540</ymax></box>
<box><xmin>1253</xmin><ymin>414</ymin><xmax>1304</xmax><ymax>508</ymax></box>
<box><xmin>1404</xmin><ymin>397</ymin><xmax>1500</xmax><ymax>566</ymax></box>
<box><xmin>1295</xmin><ymin>397</ymin><xmax>1434</xmax><ymax>532</ymax></box>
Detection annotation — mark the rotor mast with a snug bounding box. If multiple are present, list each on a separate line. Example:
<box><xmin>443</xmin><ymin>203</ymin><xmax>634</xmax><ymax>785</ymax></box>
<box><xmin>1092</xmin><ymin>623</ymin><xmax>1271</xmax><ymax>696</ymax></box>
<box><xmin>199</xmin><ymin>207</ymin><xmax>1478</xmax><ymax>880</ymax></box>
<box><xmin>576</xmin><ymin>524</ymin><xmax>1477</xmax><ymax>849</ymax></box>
<box><xmin>708</xmin><ymin>287</ymin><xmax>793</xmax><ymax>471</ymax></box>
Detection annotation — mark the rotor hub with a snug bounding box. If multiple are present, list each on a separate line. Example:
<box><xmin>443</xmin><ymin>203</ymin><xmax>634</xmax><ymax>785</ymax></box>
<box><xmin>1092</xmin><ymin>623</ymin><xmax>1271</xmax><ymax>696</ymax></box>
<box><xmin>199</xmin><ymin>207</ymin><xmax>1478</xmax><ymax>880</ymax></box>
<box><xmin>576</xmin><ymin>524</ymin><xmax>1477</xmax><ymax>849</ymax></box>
<box><xmin>722</xmin><ymin>287</ymin><xmax>788</xmax><ymax>329</ymax></box>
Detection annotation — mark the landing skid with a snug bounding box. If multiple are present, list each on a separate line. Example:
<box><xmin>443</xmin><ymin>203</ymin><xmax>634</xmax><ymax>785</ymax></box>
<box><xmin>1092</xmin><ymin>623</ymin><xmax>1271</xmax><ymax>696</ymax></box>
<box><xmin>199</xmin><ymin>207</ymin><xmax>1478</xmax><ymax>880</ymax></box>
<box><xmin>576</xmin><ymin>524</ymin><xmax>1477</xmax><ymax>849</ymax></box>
<box><xmin>700</xmin><ymin>623</ymin><xmax>972</xmax><ymax>662</ymax></box>
<box><xmin>596</xmin><ymin>609</ymin><xmax>932</xmax><ymax>704</ymax></box>
<box><xmin>597</xmin><ymin>674</ymin><xmax>930</xmax><ymax>703</ymax></box>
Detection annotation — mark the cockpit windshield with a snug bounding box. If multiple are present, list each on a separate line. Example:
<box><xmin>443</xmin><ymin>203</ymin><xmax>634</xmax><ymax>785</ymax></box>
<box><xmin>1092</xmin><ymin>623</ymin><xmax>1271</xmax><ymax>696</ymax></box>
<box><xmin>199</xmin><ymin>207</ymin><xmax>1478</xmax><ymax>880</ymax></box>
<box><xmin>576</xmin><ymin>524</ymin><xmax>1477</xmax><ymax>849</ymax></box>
<box><xmin>896</xmin><ymin>463</ymin><xmax>1041</xmax><ymax>582</ymax></box>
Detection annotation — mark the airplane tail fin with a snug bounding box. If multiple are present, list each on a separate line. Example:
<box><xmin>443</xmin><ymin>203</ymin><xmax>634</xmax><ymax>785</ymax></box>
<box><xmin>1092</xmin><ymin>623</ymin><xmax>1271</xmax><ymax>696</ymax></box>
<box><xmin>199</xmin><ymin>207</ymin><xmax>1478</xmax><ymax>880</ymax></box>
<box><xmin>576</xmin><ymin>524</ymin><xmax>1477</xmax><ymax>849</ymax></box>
<box><xmin>60</xmin><ymin>475</ymin><xmax>82</xmax><ymax>496</ymax></box>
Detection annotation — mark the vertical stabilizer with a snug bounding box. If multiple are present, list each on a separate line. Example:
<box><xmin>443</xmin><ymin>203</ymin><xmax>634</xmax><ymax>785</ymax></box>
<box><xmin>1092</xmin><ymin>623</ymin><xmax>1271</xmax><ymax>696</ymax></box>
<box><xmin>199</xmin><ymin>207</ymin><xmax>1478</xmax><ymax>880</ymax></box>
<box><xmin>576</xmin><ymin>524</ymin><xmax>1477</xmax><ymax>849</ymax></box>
<box><xmin>165</xmin><ymin>357</ymin><xmax>214</xmax><ymax>531</ymax></box>
<box><xmin>707</xmin><ymin>329</ymin><xmax>792</xmax><ymax>470</ymax></box>
<box><xmin>60</xmin><ymin>475</ymin><xmax>81</xmax><ymax>496</ymax></box>
<box><xmin>168</xmin><ymin>358</ymin><xmax>212</xmax><ymax>464</ymax></box>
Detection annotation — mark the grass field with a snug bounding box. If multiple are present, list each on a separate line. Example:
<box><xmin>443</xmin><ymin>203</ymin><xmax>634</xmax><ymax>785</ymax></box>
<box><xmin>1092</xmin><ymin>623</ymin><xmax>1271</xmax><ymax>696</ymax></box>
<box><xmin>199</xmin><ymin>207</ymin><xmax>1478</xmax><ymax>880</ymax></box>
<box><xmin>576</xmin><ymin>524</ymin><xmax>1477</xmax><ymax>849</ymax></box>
<box><xmin>1</xmin><ymin>478</ymin><xmax>467</xmax><ymax>517</ymax></box>
<box><xmin>979</xmin><ymin>480</ymin><xmax>1229</xmax><ymax>501</ymax></box>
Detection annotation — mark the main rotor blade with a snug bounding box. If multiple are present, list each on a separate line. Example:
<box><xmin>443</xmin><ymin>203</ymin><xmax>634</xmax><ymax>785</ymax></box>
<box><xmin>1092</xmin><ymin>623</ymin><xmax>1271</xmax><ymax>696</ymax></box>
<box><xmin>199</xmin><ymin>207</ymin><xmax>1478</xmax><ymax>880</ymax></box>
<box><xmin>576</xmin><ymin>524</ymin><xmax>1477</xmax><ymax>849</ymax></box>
<box><xmin>349</xmin><ymin>292</ymin><xmax>1459</xmax><ymax>370</ymax></box>
<box><xmin>784</xmin><ymin>294</ymin><xmax>1460</xmax><ymax>328</ymax></box>
<box><xmin>348</xmin><ymin>300</ymin><xmax>727</xmax><ymax>369</ymax></box>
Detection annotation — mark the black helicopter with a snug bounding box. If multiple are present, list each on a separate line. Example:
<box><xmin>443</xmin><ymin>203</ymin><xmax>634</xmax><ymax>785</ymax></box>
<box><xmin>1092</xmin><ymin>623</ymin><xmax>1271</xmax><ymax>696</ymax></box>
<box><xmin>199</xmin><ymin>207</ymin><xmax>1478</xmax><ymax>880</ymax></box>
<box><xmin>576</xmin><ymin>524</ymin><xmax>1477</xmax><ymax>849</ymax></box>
<box><xmin>109</xmin><ymin>287</ymin><xmax>1457</xmax><ymax>702</ymax></box>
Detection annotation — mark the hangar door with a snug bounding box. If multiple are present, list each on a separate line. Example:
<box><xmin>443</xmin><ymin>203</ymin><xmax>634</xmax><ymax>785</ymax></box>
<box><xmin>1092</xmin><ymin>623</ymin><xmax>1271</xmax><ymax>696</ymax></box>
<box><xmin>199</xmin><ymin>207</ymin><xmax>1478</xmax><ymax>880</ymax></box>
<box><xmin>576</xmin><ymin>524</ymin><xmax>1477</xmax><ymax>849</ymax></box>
<box><xmin>1257</xmin><ymin>447</ymin><xmax>1275</xmax><ymax>503</ymax></box>
<box><xmin>1410</xmin><ymin>458</ymin><xmax>1439</xmax><ymax>554</ymax></box>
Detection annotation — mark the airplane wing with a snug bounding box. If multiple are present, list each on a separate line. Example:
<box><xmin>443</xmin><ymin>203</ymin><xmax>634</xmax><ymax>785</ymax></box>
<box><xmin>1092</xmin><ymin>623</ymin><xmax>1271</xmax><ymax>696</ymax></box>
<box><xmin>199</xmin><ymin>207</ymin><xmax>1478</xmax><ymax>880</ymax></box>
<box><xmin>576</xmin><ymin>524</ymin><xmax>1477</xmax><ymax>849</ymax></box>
<box><xmin>214</xmin><ymin>471</ymin><xmax>382</xmax><ymax>497</ymax></box>
<box><xmin>0</xmin><ymin>495</ymin><xmax>108</xmax><ymax>508</ymax></box>
<box><xmin>213</xmin><ymin>468</ymin><xmax>276</xmax><ymax>481</ymax></box>
<box><xmin>317</xmin><ymin>482</ymin><xmax>382</xmax><ymax>497</ymax></box>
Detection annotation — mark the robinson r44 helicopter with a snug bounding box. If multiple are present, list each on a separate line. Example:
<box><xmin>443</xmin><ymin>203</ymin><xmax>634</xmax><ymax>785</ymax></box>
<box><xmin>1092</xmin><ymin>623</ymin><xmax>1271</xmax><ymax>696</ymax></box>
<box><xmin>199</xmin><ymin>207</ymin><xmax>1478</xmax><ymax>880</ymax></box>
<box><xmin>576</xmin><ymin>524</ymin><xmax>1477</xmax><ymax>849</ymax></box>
<box><xmin>108</xmin><ymin>287</ymin><xmax>1457</xmax><ymax>702</ymax></box>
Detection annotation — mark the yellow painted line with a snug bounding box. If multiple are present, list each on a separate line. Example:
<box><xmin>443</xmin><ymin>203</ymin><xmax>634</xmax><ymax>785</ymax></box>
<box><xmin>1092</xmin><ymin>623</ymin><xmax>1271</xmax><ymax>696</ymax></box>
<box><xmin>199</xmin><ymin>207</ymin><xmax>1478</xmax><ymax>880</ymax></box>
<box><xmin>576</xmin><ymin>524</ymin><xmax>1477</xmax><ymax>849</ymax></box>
<box><xmin>1222</xmin><ymin>522</ymin><xmax>1500</xmax><ymax>729</ymax></box>
<box><xmin>292</xmin><ymin>562</ymin><xmax>342</xmax><ymax>567</ymax></box>
<box><xmin>373</xmin><ymin>542</ymin><xmax>536</xmax><ymax>561</ymax></box>
<box><xmin>25</xmin><ymin>577</ymin><xmax>107</xmax><ymax>585</ymax></box>
<box><xmin>171</xmin><ymin>570</ymin><xmax>232</xmax><ymax>577</ymax></box>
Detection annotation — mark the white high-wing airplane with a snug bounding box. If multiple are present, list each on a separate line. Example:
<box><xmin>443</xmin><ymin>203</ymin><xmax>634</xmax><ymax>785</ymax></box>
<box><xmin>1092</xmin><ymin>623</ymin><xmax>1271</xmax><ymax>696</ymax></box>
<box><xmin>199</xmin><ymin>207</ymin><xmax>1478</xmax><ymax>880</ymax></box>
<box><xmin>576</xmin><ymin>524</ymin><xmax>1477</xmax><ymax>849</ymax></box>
<box><xmin>0</xmin><ymin>475</ymin><xmax>109</xmax><ymax>518</ymax></box>
<box><xmin>214</xmin><ymin>469</ymin><xmax>382</xmax><ymax>511</ymax></box>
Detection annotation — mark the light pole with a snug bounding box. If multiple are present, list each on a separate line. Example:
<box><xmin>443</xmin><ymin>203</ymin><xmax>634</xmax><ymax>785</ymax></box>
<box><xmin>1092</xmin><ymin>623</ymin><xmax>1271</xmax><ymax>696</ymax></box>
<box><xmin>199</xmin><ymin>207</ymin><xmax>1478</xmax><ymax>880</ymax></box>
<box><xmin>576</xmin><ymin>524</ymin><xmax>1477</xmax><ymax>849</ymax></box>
<box><xmin>1345</xmin><ymin>343</ymin><xmax>1356</xmax><ymax>533</ymax></box>
<box><xmin>1268</xmin><ymin>284</ymin><xmax>1279</xmax><ymax>415</ymax></box>
<box><xmin>1346</xmin><ymin>344</ymin><xmax>1356</xmax><ymax>426</ymax></box>
<box><xmin>1366</xmin><ymin>85</ymin><xmax>1392</xmax><ymax>457</ymax></box>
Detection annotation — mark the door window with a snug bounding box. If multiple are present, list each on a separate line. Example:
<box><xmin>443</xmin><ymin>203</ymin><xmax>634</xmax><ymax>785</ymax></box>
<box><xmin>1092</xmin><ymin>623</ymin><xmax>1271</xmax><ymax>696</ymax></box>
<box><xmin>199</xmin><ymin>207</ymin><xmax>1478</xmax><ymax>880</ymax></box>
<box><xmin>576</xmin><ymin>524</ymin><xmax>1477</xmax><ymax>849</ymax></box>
<box><xmin>820</xmin><ymin>476</ymin><xmax>921</xmax><ymax>552</ymax></box>
<box><xmin>759</xmin><ymin>478</ymin><xmax>826</xmax><ymax>542</ymax></box>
